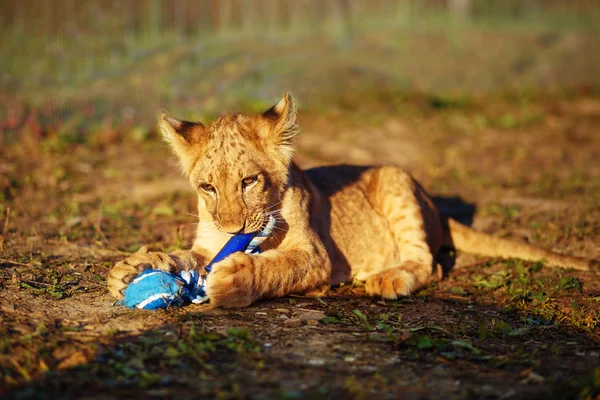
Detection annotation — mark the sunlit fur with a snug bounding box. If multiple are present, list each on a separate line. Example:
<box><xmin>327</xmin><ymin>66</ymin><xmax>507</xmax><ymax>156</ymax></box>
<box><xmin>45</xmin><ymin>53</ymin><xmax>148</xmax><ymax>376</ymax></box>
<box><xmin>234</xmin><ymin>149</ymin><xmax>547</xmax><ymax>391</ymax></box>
<box><xmin>158</xmin><ymin>96</ymin><xmax>296</xmax><ymax>235</ymax></box>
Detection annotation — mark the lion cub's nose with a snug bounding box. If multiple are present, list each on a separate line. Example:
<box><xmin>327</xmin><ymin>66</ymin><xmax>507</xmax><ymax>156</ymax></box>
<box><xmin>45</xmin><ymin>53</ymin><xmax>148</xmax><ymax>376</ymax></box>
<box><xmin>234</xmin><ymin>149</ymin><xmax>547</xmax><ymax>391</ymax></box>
<box><xmin>220</xmin><ymin>220</ymin><xmax>246</xmax><ymax>235</ymax></box>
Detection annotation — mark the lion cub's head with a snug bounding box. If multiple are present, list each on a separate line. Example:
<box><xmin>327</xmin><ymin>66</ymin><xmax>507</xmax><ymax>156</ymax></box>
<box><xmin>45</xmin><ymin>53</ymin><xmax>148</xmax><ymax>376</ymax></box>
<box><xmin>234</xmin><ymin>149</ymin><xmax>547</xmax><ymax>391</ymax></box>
<box><xmin>159</xmin><ymin>93</ymin><xmax>298</xmax><ymax>234</ymax></box>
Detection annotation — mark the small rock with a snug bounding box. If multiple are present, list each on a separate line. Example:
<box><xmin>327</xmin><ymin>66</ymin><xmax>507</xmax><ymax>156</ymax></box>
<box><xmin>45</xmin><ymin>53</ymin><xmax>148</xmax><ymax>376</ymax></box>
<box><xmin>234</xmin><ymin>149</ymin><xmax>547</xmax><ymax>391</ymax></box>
<box><xmin>297</xmin><ymin>311</ymin><xmax>326</xmax><ymax>321</ymax></box>
<box><xmin>274</xmin><ymin>308</ymin><xmax>290</xmax><ymax>314</ymax></box>
<box><xmin>279</xmin><ymin>314</ymin><xmax>289</xmax><ymax>320</ymax></box>
<box><xmin>305</xmin><ymin>319</ymin><xmax>318</xmax><ymax>326</ymax></box>
<box><xmin>523</xmin><ymin>371</ymin><xmax>545</xmax><ymax>384</ymax></box>
<box><xmin>308</xmin><ymin>358</ymin><xmax>325</xmax><ymax>366</ymax></box>
<box><xmin>284</xmin><ymin>318</ymin><xmax>302</xmax><ymax>328</ymax></box>
<box><xmin>386</xmin><ymin>356</ymin><xmax>400</xmax><ymax>364</ymax></box>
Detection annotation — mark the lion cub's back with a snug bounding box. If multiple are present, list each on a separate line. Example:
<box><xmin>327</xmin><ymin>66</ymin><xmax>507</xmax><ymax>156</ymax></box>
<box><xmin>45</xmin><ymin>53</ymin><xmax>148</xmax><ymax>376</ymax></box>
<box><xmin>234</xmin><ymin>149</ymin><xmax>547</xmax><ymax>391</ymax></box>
<box><xmin>304</xmin><ymin>165</ymin><xmax>401</xmax><ymax>282</ymax></box>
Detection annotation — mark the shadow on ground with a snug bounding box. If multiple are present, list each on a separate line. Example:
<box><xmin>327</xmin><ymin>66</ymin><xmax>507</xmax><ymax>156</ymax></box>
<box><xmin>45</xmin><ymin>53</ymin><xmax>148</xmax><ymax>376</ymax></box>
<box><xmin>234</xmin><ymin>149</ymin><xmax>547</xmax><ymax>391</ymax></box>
<box><xmin>4</xmin><ymin>287</ymin><xmax>599</xmax><ymax>400</ymax></box>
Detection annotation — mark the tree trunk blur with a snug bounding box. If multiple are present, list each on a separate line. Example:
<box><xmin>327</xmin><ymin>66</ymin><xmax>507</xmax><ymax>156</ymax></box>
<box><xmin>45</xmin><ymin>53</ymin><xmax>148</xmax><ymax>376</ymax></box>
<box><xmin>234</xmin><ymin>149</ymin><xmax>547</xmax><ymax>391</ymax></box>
<box><xmin>448</xmin><ymin>0</ymin><xmax>471</xmax><ymax>20</ymax></box>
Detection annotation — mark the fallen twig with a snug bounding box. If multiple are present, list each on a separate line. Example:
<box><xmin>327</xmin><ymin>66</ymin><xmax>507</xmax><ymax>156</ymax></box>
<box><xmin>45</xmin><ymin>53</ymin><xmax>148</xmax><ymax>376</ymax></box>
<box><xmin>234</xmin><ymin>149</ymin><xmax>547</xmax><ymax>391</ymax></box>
<box><xmin>0</xmin><ymin>258</ymin><xmax>32</xmax><ymax>267</ymax></box>
<box><xmin>0</xmin><ymin>207</ymin><xmax>9</xmax><ymax>252</ymax></box>
<box><xmin>95</xmin><ymin>205</ymin><xmax>109</xmax><ymax>243</ymax></box>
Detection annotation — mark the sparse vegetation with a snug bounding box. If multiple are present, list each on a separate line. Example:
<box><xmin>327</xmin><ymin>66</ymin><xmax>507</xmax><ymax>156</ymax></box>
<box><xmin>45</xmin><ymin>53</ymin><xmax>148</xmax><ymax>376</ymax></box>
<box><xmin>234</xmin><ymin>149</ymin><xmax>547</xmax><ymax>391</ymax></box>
<box><xmin>1</xmin><ymin>1</ymin><xmax>600</xmax><ymax>399</ymax></box>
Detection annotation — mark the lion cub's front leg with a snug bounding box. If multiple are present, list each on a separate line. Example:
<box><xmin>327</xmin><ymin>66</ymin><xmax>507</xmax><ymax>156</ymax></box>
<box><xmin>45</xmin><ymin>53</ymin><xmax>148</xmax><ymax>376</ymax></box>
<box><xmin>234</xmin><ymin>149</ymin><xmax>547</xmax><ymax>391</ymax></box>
<box><xmin>206</xmin><ymin>247</ymin><xmax>331</xmax><ymax>308</ymax></box>
<box><xmin>107</xmin><ymin>246</ymin><xmax>204</xmax><ymax>299</ymax></box>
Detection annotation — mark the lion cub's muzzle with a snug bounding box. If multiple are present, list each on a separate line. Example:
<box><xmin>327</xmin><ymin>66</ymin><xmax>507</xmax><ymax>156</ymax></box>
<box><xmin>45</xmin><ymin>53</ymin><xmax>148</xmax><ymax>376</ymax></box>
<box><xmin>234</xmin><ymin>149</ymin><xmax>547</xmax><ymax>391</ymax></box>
<box><xmin>217</xmin><ymin>214</ymin><xmax>246</xmax><ymax>235</ymax></box>
<box><xmin>216</xmin><ymin>211</ymin><xmax>266</xmax><ymax>235</ymax></box>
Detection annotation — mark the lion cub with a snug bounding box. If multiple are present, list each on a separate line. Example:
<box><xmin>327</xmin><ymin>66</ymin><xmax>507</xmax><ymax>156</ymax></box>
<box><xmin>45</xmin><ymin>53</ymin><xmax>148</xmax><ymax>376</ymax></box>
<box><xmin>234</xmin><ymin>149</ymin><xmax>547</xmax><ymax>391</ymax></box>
<box><xmin>107</xmin><ymin>93</ymin><xmax>597</xmax><ymax>307</ymax></box>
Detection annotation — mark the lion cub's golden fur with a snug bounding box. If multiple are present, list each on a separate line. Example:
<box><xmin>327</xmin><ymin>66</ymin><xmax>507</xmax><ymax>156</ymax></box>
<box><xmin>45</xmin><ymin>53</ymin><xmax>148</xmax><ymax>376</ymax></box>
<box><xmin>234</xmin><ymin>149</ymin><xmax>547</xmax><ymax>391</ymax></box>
<box><xmin>107</xmin><ymin>93</ymin><xmax>597</xmax><ymax>308</ymax></box>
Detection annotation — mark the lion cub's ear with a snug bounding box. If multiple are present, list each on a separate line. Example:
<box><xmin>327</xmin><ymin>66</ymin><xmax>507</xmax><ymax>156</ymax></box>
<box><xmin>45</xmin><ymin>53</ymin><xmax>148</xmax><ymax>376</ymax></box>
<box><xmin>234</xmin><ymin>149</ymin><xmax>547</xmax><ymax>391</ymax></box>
<box><xmin>260</xmin><ymin>92</ymin><xmax>299</xmax><ymax>164</ymax></box>
<box><xmin>159</xmin><ymin>112</ymin><xmax>205</xmax><ymax>175</ymax></box>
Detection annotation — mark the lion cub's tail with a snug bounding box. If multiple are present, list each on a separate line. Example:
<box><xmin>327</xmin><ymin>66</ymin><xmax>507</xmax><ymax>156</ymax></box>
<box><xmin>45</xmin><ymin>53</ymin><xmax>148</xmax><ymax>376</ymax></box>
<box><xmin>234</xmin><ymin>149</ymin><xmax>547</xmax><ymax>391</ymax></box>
<box><xmin>445</xmin><ymin>218</ymin><xmax>598</xmax><ymax>272</ymax></box>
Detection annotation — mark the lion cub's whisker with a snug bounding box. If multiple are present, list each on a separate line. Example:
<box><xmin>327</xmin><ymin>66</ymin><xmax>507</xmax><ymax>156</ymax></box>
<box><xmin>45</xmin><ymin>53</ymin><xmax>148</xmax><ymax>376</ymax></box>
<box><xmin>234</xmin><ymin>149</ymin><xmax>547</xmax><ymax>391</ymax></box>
<box><xmin>268</xmin><ymin>203</ymin><xmax>283</xmax><ymax>209</ymax></box>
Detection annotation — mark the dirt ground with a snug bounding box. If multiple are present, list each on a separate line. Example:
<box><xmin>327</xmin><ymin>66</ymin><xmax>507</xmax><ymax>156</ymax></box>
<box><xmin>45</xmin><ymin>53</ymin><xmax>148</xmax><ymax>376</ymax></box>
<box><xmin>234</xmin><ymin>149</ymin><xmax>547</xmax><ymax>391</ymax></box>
<box><xmin>1</xmin><ymin>91</ymin><xmax>600</xmax><ymax>399</ymax></box>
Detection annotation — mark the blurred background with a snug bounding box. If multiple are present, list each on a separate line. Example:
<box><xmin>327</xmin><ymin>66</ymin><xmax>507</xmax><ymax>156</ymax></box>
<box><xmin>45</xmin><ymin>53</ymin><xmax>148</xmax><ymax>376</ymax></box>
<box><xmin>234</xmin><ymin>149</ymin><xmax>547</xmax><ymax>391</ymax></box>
<box><xmin>1</xmin><ymin>0</ymin><xmax>599</xmax><ymax>145</ymax></box>
<box><xmin>2</xmin><ymin>4</ymin><xmax>600</xmax><ymax>394</ymax></box>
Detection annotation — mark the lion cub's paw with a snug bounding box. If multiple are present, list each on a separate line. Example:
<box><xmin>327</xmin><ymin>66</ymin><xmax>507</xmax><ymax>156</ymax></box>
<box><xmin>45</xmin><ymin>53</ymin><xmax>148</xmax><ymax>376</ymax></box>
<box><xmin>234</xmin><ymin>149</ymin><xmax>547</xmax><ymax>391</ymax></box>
<box><xmin>206</xmin><ymin>252</ymin><xmax>258</xmax><ymax>308</ymax></box>
<box><xmin>365</xmin><ymin>268</ymin><xmax>417</xmax><ymax>300</ymax></box>
<box><xmin>304</xmin><ymin>284</ymin><xmax>330</xmax><ymax>297</ymax></box>
<box><xmin>107</xmin><ymin>262</ymin><xmax>138</xmax><ymax>299</ymax></box>
<box><xmin>106</xmin><ymin>246</ymin><xmax>178</xmax><ymax>299</ymax></box>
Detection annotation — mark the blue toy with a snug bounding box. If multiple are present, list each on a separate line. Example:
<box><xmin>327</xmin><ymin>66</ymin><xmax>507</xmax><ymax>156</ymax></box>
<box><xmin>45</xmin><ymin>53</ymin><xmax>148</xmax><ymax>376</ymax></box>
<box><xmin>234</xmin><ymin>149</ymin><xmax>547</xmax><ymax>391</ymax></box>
<box><xmin>118</xmin><ymin>215</ymin><xmax>275</xmax><ymax>310</ymax></box>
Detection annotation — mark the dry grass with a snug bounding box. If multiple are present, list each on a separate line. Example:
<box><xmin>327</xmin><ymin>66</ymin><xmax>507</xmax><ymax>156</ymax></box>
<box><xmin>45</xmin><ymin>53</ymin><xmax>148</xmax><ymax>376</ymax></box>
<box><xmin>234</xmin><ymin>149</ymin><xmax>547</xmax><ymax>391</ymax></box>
<box><xmin>1</xmin><ymin>2</ymin><xmax>600</xmax><ymax>399</ymax></box>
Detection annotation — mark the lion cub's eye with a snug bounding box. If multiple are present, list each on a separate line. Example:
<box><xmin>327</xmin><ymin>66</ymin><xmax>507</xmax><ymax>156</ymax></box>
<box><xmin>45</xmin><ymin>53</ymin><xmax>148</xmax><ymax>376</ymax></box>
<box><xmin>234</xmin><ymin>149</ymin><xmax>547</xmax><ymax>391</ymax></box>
<box><xmin>242</xmin><ymin>176</ymin><xmax>258</xmax><ymax>188</ymax></box>
<box><xmin>199</xmin><ymin>183</ymin><xmax>215</xmax><ymax>193</ymax></box>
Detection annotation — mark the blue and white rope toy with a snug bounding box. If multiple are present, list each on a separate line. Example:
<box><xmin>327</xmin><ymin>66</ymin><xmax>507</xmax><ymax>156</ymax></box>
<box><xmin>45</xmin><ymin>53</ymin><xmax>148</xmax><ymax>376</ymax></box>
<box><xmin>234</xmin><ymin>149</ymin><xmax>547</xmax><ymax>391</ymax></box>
<box><xmin>118</xmin><ymin>215</ymin><xmax>275</xmax><ymax>310</ymax></box>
